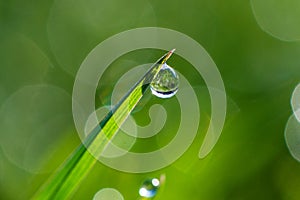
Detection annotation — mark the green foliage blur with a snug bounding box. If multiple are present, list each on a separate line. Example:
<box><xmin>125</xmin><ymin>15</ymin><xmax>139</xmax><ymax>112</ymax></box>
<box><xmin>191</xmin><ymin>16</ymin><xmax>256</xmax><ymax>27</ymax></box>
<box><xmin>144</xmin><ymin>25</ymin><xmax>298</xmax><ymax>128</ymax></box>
<box><xmin>1</xmin><ymin>0</ymin><xmax>300</xmax><ymax>199</ymax></box>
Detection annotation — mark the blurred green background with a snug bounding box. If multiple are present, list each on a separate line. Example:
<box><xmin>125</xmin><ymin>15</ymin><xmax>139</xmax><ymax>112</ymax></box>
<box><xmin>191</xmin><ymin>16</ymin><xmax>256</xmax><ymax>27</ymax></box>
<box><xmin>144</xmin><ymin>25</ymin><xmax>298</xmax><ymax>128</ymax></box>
<box><xmin>1</xmin><ymin>0</ymin><xmax>300</xmax><ymax>199</ymax></box>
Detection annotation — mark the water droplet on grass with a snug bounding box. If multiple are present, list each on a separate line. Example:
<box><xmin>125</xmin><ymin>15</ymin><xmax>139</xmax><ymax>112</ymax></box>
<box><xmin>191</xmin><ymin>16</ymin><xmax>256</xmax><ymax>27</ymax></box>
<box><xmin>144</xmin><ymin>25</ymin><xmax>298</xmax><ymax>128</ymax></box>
<box><xmin>139</xmin><ymin>178</ymin><xmax>160</xmax><ymax>198</ymax></box>
<box><xmin>150</xmin><ymin>63</ymin><xmax>179</xmax><ymax>98</ymax></box>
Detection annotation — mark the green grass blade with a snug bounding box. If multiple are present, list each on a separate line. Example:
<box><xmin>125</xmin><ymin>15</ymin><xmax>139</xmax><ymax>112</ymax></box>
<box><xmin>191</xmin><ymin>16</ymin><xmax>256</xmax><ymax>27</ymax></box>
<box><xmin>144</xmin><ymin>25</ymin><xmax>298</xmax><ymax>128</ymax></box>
<box><xmin>32</xmin><ymin>49</ymin><xmax>175</xmax><ymax>200</ymax></box>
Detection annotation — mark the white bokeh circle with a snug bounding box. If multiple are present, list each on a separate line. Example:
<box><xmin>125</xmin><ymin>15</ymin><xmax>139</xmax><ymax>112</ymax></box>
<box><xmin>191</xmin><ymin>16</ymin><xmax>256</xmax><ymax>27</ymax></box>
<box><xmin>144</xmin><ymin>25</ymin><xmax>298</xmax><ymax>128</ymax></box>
<box><xmin>291</xmin><ymin>83</ymin><xmax>300</xmax><ymax>122</ymax></box>
<box><xmin>0</xmin><ymin>85</ymin><xmax>72</xmax><ymax>173</ymax></box>
<box><xmin>285</xmin><ymin>109</ymin><xmax>300</xmax><ymax>162</ymax></box>
<box><xmin>93</xmin><ymin>188</ymin><xmax>124</xmax><ymax>200</ymax></box>
<box><xmin>251</xmin><ymin>0</ymin><xmax>300</xmax><ymax>41</ymax></box>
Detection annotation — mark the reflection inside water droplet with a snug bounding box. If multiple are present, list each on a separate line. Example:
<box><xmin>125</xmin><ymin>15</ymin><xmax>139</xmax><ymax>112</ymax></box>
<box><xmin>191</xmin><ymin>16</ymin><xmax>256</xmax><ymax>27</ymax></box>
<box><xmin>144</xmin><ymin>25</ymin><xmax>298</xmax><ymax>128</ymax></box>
<box><xmin>150</xmin><ymin>63</ymin><xmax>179</xmax><ymax>98</ymax></box>
<box><xmin>139</xmin><ymin>178</ymin><xmax>160</xmax><ymax>198</ymax></box>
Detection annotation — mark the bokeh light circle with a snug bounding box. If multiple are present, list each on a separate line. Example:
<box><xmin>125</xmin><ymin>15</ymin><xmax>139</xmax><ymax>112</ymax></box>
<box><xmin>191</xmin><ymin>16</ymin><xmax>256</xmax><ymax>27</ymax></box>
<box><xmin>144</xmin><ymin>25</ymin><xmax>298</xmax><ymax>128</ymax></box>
<box><xmin>285</xmin><ymin>109</ymin><xmax>300</xmax><ymax>162</ymax></box>
<box><xmin>291</xmin><ymin>83</ymin><xmax>300</xmax><ymax>122</ymax></box>
<box><xmin>0</xmin><ymin>85</ymin><xmax>72</xmax><ymax>173</ymax></box>
<box><xmin>93</xmin><ymin>188</ymin><xmax>124</xmax><ymax>200</ymax></box>
<box><xmin>48</xmin><ymin>0</ymin><xmax>156</xmax><ymax>76</ymax></box>
<box><xmin>251</xmin><ymin>0</ymin><xmax>300</xmax><ymax>41</ymax></box>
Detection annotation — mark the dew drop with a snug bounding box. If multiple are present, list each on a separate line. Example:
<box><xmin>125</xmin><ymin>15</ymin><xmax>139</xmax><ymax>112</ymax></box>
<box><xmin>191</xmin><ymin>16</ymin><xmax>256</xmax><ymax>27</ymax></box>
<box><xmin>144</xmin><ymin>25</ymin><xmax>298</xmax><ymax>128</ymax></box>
<box><xmin>150</xmin><ymin>63</ymin><xmax>179</xmax><ymax>98</ymax></box>
<box><xmin>138</xmin><ymin>178</ymin><xmax>160</xmax><ymax>198</ymax></box>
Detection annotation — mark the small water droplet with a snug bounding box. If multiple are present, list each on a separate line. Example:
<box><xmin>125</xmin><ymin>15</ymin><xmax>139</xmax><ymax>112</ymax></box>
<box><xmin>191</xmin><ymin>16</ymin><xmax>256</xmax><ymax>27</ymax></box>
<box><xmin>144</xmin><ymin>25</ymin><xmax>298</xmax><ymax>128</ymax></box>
<box><xmin>150</xmin><ymin>63</ymin><xmax>179</xmax><ymax>98</ymax></box>
<box><xmin>139</xmin><ymin>178</ymin><xmax>160</xmax><ymax>198</ymax></box>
